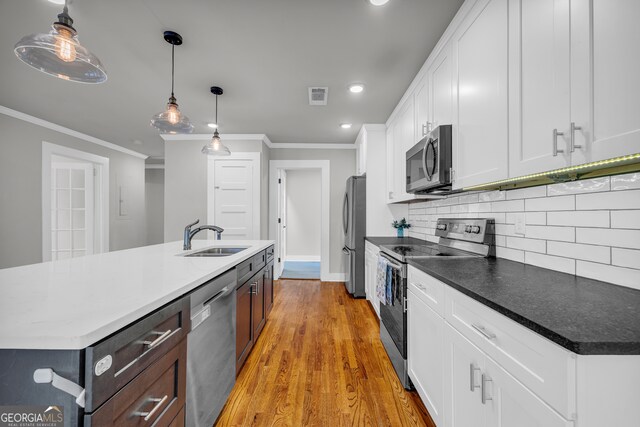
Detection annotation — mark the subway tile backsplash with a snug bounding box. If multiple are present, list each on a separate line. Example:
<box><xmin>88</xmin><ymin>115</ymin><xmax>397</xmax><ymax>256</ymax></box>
<box><xmin>407</xmin><ymin>172</ymin><xmax>640</xmax><ymax>290</ymax></box>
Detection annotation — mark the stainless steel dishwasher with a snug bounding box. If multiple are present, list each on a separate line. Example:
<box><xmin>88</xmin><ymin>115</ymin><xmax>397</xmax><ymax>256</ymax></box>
<box><xmin>186</xmin><ymin>268</ymin><xmax>237</xmax><ymax>427</ymax></box>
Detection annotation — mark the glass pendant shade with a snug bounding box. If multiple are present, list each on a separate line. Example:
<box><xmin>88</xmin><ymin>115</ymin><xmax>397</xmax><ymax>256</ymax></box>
<box><xmin>14</xmin><ymin>11</ymin><xmax>107</xmax><ymax>83</ymax></box>
<box><xmin>151</xmin><ymin>31</ymin><xmax>193</xmax><ymax>134</ymax></box>
<box><xmin>151</xmin><ymin>97</ymin><xmax>194</xmax><ymax>134</ymax></box>
<box><xmin>202</xmin><ymin>131</ymin><xmax>231</xmax><ymax>156</ymax></box>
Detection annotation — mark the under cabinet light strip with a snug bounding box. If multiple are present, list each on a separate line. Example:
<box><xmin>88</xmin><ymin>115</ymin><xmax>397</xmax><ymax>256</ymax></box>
<box><xmin>463</xmin><ymin>153</ymin><xmax>640</xmax><ymax>191</ymax></box>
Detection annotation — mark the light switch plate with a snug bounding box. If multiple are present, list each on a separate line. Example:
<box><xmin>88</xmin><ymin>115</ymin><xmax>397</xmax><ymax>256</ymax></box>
<box><xmin>514</xmin><ymin>213</ymin><xmax>526</xmax><ymax>235</ymax></box>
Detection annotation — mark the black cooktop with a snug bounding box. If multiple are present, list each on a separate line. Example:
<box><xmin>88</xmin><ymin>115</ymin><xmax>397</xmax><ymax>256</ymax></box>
<box><xmin>381</xmin><ymin>244</ymin><xmax>480</xmax><ymax>262</ymax></box>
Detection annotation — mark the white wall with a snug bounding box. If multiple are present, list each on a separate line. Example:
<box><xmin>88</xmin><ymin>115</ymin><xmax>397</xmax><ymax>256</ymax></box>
<box><xmin>407</xmin><ymin>173</ymin><xmax>640</xmax><ymax>290</ymax></box>
<box><xmin>270</xmin><ymin>148</ymin><xmax>356</xmax><ymax>276</ymax></box>
<box><xmin>164</xmin><ymin>138</ymin><xmax>268</xmax><ymax>242</ymax></box>
<box><xmin>145</xmin><ymin>168</ymin><xmax>164</xmax><ymax>245</ymax></box>
<box><xmin>285</xmin><ymin>169</ymin><xmax>321</xmax><ymax>260</ymax></box>
<box><xmin>0</xmin><ymin>113</ymin><xmax>146</xmax><ymax>269</ymax></box>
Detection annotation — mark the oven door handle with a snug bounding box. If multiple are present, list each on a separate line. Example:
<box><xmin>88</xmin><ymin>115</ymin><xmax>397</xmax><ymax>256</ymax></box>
<box><xmin>379</xmin><ymin>253</ymin><xmax>406</xmax><ymax>278</ymax></box>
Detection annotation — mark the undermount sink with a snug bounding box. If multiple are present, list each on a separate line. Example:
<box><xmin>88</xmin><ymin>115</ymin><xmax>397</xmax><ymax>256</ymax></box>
<box><xmin>183</xmin><ymin>246</ymin><xmax>249</xmax><ymax>257</ymax></box>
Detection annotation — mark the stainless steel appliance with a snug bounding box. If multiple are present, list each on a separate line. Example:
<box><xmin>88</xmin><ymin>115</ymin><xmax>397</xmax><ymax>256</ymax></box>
<box><xmin>342</xmin><ymin>175</ymin><xmax>366</xmax><ymax>298</ymax></box>
<box><xmin>406</xmin><ymin>124</ymin><xmax>453</xmax><ymax>194</ymax></box>
<box><xmin>378</xmin><ymin>218</ymin><xmax>494</xmax><ymax>389</ymax></box>
<box><xmin>186</xmin><ymin>269</ymin><xmax>237</xmax><ymax>427</ymax></box>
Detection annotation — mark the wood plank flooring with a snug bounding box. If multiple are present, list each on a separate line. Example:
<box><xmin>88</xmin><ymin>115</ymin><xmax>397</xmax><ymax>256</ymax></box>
<box><xmin>215</xmin><ymin>280</ymin><xmax>435</xmax><ymax>427</ymax></box>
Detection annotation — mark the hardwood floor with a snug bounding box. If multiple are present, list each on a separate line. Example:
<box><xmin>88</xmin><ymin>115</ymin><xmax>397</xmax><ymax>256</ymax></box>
<box><xmin>215</xmin><ymin>280</ymin><xmax>435</xmax><ymax>427</ymax></box>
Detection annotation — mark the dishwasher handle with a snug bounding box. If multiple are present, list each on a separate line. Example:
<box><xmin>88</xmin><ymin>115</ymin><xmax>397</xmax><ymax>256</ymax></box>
<box><xmin>191</xmin><ymin>286</ymin><xmax>235</xmax><ymax>331</ymax></box>
<box><xmin>203</xmin><ymin>286</ymin><xmax>234</xmax><ymax>307</ymax></box>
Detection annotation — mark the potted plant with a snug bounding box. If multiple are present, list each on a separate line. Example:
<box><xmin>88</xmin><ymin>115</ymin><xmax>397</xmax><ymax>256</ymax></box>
<box><xmin>392</xmin><ymin>218</ymin><xmax>411</xmax><ymax>238</ymax></box>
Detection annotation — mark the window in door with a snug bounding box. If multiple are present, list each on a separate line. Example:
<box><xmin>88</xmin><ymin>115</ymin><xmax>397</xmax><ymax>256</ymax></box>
<box><xmin>50</xmin><ymin>158</ymin><xmax>95</xmax><ymax>260</ymax></box>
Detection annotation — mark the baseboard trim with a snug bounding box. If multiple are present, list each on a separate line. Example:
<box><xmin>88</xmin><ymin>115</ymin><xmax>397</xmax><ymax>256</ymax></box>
<box><xmin>285</xmin><ymin>256</ymin><xmax>321</xmax><ymax>262</ymax></box>
<box><xmin>321</xmin><ymin>273</ymin><xmax>346</xmax><ymax>282</ymax></box>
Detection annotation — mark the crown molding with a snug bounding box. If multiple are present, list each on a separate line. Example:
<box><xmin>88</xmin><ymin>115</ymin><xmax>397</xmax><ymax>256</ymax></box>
<box><xmin>145</xmin><ymin>164</ymin><xmax>165</xmax><ymax>170</ymax></box>
<box><xmin>161</xmin><ymin>133</ymin><xmax>357</xmax><ymax>149</ymax></box>
<box><xmin>0</xmin><ymin>105</ymin><xmax>148</xmax><ymax>160</ymax></box>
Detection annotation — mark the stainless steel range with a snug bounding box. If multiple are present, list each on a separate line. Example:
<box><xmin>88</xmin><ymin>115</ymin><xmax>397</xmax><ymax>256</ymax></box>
<box><xmin>377</xmin><ymin>218</ymin><xmax>494</xmax><ymax>389</ymax></box>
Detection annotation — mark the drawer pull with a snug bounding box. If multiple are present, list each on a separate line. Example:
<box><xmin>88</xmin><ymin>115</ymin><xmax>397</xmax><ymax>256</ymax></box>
<box><xmin>481</xmin><ymin>374</ymin><xmax>492</xmax><ymax>404</ymax></box>
<box><xmin>413</xmin><ymin>282</ymin><xmax>426</xmax><ymax>291</ymax></box>
<box><xmin>469</xmin><ymin>364</ymin><xmax>481</xmax><ymax>392</ymax></box>
<box><xmin>134</xmin><ymin>395</ymin><xmax>168</xmax><ymax>421</ymax></box>
<box><xmin>472</xmin><ymin>323</ymin><xmax>496</xmax><ymax>340</ymax></box>
<box><xmin>142</xmin><ymin>329</ymin><xmax>172</xmax><ymax>349</ymax></box>
<box><xmin>250</xmin><ymin>282</ymin><xmax>258</xmax><ymax>295</ymax></box>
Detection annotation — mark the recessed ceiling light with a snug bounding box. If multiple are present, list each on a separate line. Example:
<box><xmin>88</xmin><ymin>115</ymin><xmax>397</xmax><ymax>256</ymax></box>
<box><xmin>368</xmin><ymin>0</ymin><xmax>390</xmax><ymax>5</ymax></box>
<box><xmin>47</xmin><ymin>0</ymin><xmax>66</xmax><ymax>4</ymax></box>
<box><xmin>348</xmin><ymin>83</ymin><xmax>365</xmax><ymax>93</ymax></box>
<box><xmin>340</xmin><ymin>123</ymin><xmax>352</xmax><ymax>129</ymax></box>
<box><xmin>207</xmin><ymin>123</ymin><xmax>218</xmax><ymax>129</ymax></box>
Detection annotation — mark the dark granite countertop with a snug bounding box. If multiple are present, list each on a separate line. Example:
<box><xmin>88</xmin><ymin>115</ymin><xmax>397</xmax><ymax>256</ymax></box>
<box><xmin>365</xmin><ymin>236</ymin><xmax>428</xmax><ymax>246</ymax></box>
<box><xmin>406</xmin><ymin>257</ymin><xmax>640</xmax><ymax>355</ymax></box>
<box><xmin>366</xmin><ymin>235</ymin><xmax>640</xmax><ymax>355</ymax></box>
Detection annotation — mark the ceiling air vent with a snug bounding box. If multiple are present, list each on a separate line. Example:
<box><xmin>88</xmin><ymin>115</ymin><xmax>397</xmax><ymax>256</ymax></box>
<box><xmin>308</xmin><ymin>87</ymin><xmax>328</xmax><ymax>106</ymax></box>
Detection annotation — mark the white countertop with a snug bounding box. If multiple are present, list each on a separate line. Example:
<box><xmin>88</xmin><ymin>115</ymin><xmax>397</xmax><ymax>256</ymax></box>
<box><xmin>0</xmin><ymin>240</ymin><xmax>273</xmax><ymax>350</ymax></box>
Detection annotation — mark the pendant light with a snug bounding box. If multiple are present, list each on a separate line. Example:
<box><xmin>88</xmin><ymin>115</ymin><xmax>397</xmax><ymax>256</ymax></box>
<box><xmin>202</xmin><ymin>86</ymin><xmax>231</xmax><ymax>156</ymax></box>
<box><xmin>150</xmin><ymin>31</ymin><xmax>194</xmax><ymax>134</ymax></box>
<box><xmin>14</xmin><ymin>0</ymin><xmax>107</xmax><ymax>83</ymax></box>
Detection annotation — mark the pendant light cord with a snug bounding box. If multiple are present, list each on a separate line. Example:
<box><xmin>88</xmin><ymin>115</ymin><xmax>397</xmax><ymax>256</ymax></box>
<box><xmin>171</xmin><ymin>44</ymin><xmax>175</xmax><ymax>97</ymax></box>
<box><xmin>215</xmin><ymin>95</ymin><xmax>218</xmax><ymax>124</ymax></box>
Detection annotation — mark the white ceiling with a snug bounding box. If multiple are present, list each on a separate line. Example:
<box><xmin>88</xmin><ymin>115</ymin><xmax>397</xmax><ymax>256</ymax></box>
<box><xmin>0</xmin><ymin>0</ymin><xmax>463</xmax><ymax>157</ymax></box>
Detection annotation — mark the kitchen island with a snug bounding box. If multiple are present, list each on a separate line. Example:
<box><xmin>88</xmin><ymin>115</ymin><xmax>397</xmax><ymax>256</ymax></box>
<box><xmin>0</xmin><ymin>239</ymin><xmax>274</xmax><ymax>427</ymax></box>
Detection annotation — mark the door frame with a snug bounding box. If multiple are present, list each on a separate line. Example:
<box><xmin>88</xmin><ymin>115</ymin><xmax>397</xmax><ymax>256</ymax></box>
<box><xmin>269</xmin><ymin>160</ymin><xmax>330</xmax><ymax>281</ymax></box>
<box><xmin>42</xmin><ymin>141</ymin><xmax>109</xmax><ymax>262</ymax></box>
<box><xmin>207</xmin><ymin>152</ymin><xmax>261</xmax><ymax>240</ymax></box>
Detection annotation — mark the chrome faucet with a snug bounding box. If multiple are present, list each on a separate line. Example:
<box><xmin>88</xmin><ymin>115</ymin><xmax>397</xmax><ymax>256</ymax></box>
<box><xmin>183</xmin><ymin>219</ymin><xmax>224</xmax><ymax>250</ymax></box>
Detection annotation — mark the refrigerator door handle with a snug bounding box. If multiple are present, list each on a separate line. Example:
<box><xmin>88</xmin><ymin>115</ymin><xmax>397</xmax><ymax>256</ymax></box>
<box><xmin>342</xmin><ymin>192</ymin><xmax>349</xmax><ymax>235</ymax></box>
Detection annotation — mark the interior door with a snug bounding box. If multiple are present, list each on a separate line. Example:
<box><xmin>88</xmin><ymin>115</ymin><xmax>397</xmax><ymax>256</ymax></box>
<box><xmin>213</xmin><ymin>159</ymin><xmax>254</xmax><ymax>240</ymax></box>
<box><xmin>277</xmin><ymin>169</ymin><xmax>287</xmax><ymax>276</ymax></box>
<box><xmin>50</xmin><ymin>161</ymin><xmax>94</xmax><ymax>260</ymax></box>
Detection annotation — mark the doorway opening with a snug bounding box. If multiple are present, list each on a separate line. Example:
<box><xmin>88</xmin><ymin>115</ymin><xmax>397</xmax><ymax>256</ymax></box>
<box><xmin>42</xmin><ymin>142</ymin><xmax>109</xmax><ymax>262</ymax></box>
<box><xmin>269</xmin><ymin>160</ymin><xmax>330</xmax><ymax>281</ymax></box>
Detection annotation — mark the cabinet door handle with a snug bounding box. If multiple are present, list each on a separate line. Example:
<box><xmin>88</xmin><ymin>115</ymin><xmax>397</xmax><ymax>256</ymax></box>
<box><xmin>471</xmin><ymin>323</ymin><xmax>496</xmax><ymax>340</ymax></box>
<box><xmin>570</xmin><ymin>122</ymin><xmax>583</xmax><ymax>152</ymax></box>
<box><xmin>470</xmin><ymin>363</ymin><xmax>481</xmax><ymax>392</ymax></box>
<box><xmin>141</xmin><ymin>329</ymin><xmax>172</xmax><ymax>349</ymax></box>
<box><xmin>133</xmin><ymin>395</ymin><xmax>168</xmax><ymax>421</ymax></box>
<box><xmin>481</xmin><ymin>374</ymin><xmax>492</xmax><ymax>404</ymax></box>
<box><xmin>552</xmin><ymin>128</ymin><xmax>565</xmax><ymax>156</ymax></box>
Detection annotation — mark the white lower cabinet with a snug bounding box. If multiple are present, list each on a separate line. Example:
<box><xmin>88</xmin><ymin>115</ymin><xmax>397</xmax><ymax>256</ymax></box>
<box><xmin>408</xmin><ymin>289</ymin><xmax>445</xmax><ymax>426</ymax></box>
<box><xmin>484</xmin><ymin>357</ymin><xmax>573</xmax><ymax>427</ymax></box>
<box><xmin>443</xmin><ymin>323</ymin><xmax>486</xmax><ymax>427</ymax></box>
<box><xmin>364</xmin><ymin>242</ymin><xmax>380</xmax><ymax>318</ymax></box>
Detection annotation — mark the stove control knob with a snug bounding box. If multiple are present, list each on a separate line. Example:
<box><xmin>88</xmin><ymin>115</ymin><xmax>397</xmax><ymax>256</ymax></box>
<box><xmin>471</xmin><ymin>226</ymin><xmax>481</xmax><ymax>234</ymax></box>
<box><xmin>464</xmin><ymin>225</ymin><xmax>472</xmax><ymax>233</ymax></box>
<box><xmin>436</xmin><ymin>224</ymin><xmax>447</xmax><ymax>231</ymax></box>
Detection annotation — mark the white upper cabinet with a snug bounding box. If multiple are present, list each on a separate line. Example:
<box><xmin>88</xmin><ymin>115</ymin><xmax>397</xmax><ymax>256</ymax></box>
<box><xmin>571</xmin><ymin>0</ymin><xmax>640</xmax><ymax>164</ymax></box>
<box><xmin>414</xmin><ymin>76</ymin><xmax>430</xmax><ymax>143</ymax></box>
<box><xmin>429</xmin><ymin>42</ymin><xmax>454</xmax><ymax>130</ymax></box>
<box><xmin>508</xmin><ymin>0</ymin><xmax>572</xmax><ymax>176</ymax></box>
<box><xmin>451</xmin><ymin>0</ymin><xmax>509</xmax><ymax>189</ymax></box>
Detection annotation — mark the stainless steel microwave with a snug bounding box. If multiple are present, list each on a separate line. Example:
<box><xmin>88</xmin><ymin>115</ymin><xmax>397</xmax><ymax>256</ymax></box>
<box><xmin>406</xmin><ymin>124</ymin><xmax>452</xmax><ymax>193</ymax></box>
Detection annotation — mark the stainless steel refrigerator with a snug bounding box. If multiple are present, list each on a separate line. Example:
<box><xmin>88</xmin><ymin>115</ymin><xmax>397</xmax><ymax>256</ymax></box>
<box><xmin>342</xmin><ymin>175</ymin><xmax>366</xmax><ymax>298</ymax></box>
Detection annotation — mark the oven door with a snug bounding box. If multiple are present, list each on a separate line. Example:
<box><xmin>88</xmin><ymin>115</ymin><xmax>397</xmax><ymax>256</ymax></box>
<box><xmin>378</xmin><ymin>253</ymin><xmax>407</xmax><ymax>358</ymax></box>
